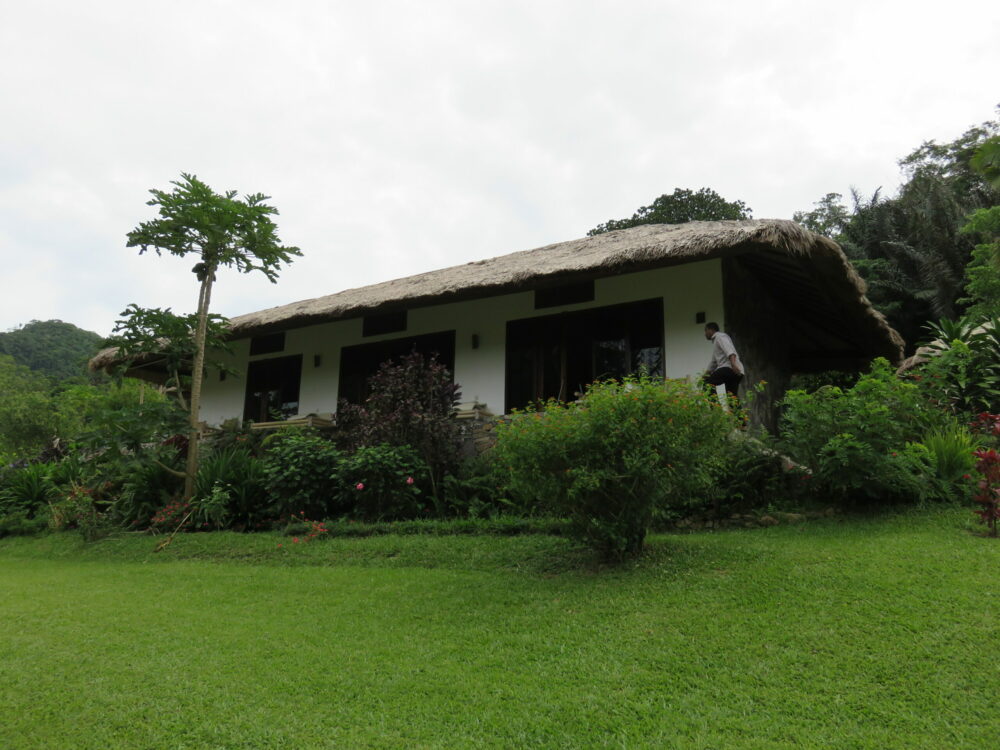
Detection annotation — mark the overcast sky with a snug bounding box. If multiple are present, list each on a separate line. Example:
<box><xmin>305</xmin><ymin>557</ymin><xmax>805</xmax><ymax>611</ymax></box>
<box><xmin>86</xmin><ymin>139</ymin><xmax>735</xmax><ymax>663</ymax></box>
<box><xmin>2</xmin><ymin>0</ymin><xmax>997</xmax><ymax>337</ymax></box>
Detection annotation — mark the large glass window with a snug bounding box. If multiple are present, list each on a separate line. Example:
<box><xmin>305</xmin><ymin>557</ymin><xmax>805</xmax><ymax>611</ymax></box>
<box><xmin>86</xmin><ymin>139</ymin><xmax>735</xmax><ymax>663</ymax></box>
<box><xmin>338</xmin><ymin>330</ymin><xmax>456</xmax><ymax>404</ymax></box>
<box><xmin>505</xmin><ymin>298</ymin><xmax>663</xmax><ymax>411</ymax></box>
<box><xmin>243</xmin><ymin>354</ymin><xmax>303</xmax><ymax>423</ymax></box>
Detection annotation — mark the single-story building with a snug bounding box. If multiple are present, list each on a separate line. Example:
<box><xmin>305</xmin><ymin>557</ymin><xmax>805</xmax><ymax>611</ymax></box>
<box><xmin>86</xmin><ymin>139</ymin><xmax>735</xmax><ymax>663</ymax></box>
<box><xmin>93</xmin><ymin>220</ymin><xmax>904</xmax><ymax>431</ymax></box>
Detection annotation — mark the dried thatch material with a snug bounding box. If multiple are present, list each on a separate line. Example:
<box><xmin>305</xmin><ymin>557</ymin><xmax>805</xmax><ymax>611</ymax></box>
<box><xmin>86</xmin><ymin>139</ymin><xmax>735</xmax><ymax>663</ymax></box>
<box><xmin>897</xmin><ymin>347</ymin><xmax>935</xmax><ymax>374</ymax></box>
<box><xmin>90</xmin><ymin>220</ymin><xmax>904</xmax><ymax>373</ymax></box>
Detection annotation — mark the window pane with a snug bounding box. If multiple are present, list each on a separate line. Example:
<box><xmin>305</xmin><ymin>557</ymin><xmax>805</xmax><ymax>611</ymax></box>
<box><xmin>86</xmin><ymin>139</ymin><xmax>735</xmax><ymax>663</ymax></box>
<box><xmin>243</xmin><ymin>355</ymin><xmax>302</xmax><ymax>422</ymax></box>
<box><xmin>505</xmin><ymin>298</ymin><xmax>663</xmax><ymax>411</ymax></box>
<box><xmin>338</xmin><ymin>330</ymin><xmax>455</xmax><ymax>404</ymax></box>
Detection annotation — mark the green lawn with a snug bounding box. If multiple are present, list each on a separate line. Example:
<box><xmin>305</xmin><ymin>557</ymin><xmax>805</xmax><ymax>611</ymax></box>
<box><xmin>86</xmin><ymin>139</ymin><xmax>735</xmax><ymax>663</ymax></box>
<box><xmin>1</xmin><ymin>508</ymin><xmax>998</xmax><ymax>749</ymax></box>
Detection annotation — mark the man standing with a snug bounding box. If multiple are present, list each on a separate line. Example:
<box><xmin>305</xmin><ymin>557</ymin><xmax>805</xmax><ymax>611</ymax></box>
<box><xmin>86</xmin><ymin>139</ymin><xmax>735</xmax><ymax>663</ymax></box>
<box><xmin>702</xmin><ymin>322</ymin><xmax>743</xmax><ymax>405</ymax></box>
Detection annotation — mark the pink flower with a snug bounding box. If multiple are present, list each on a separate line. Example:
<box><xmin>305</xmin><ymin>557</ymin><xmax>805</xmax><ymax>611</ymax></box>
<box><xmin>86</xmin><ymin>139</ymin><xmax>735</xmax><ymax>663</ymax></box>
<box><xmin>292</xmin><ymin>537</ymin><xmax>299</xmax><ymax>543</ymax></box>
<box><xmin>406</xmin><ymin>476</ymin><xmax>414</xmax><ymax>485</ymax></box>
<box><xmin>356</xmin><ymin>482</ymin><xmax>364</xmax><ymax>490</ymax></box>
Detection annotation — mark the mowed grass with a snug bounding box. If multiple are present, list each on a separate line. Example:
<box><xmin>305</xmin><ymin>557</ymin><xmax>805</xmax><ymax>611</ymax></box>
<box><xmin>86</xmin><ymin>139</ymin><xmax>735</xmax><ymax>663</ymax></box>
<box><xmin>1</xmin><ymin>508</ymin><xmax>998</xmax><ymax>749</ymax></box>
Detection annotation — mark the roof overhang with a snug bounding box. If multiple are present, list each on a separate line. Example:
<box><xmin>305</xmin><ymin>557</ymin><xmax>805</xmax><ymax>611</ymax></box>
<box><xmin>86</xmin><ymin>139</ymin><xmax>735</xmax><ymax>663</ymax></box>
<box><xmin>91</xmin><ymin>220</ymin><xmax>904</xmax><ymax>377</ymax></box>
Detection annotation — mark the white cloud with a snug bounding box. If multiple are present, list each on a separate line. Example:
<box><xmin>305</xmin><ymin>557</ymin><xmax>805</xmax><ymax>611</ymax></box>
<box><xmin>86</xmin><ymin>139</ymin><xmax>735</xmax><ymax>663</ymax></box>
<box><xmin>1</xmin><ymin>0</ymin><xmax>997</xmax><ymax>335</ymax></box>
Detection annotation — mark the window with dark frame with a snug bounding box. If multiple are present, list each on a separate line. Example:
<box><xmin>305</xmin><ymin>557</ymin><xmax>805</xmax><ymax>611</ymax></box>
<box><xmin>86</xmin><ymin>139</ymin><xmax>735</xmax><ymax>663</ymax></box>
<box><xmin>242</xmin><ymin>354</ymin><xmax>303</xmax><ymax>423</ymax></box>
<box><xmin>249</xmin><ymin>332</ymin><xmax>286</xmax><ymax>356</ymax></box>
<box><xmin>505</xmin><ymin>298</ymin><xmax>664</xmax><ymax>412</ymax></box>
<box><xmin>362</xmin><ymin>310</ymin><xmax>408</xmax><ymax>337</ymax></box>
<box><xmin>338</xmin><ymin>330</ymin><xmax>456</xmax><ymax>404</ymax></box>
<box><xmin>534</xmin><ymin>280</ymin><xmax>595</xmax><ymax>309</ymax></box>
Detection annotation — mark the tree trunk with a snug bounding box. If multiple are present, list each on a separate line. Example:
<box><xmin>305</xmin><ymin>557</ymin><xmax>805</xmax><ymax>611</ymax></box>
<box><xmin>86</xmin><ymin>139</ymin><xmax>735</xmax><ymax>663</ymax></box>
<box><xmin>183</xmin><ymin>269</ymin><xmax>215</xmax><ymax>502</ymax></box>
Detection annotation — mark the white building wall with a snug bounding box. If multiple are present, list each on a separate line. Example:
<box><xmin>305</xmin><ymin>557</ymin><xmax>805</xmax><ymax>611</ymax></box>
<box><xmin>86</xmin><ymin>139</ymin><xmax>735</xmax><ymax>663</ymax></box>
<box><xmin>199</xmin><ymin>259</ymin><xmax>724</xmax><ymax>425</ymax></box>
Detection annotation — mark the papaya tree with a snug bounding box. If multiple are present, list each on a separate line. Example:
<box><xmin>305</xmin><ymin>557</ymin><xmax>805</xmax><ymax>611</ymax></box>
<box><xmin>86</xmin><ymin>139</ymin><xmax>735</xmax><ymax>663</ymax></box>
<box><xmin>126</xmin><ymin>174</ymin><xmax>300</xmax><ymax>500</ymax></box>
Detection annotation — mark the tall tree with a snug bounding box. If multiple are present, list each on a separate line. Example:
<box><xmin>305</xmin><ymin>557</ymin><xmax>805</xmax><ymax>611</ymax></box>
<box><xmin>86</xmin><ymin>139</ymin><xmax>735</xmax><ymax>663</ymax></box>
<box><xmin>794</xmin><ymin>112</ymin><xmax>1000</xmax><ymax>350</ymax></box>
<box><xmin>961</xmin><ymin>135</ymin><xmax>1000</xmax><ymax>320</ymax></box>
<box><xmin>792</xmin><ymin>192</ymin><xmax>851</xmax><ymax>238</ymax></box>
<box><xmin>588</xmin><ymin>187</ymin><xmax>752</xmax><ymax>236</ymax></box>
<box><xmin>126</xmin><ymin>174</ymin><xmax>300</xmax><ymax>500</ymax></box>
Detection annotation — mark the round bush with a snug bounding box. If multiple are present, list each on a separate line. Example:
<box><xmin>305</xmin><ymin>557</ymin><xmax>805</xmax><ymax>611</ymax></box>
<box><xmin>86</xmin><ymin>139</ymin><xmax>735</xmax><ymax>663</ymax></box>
<box><xmin>492</xmin><ymin>375</ymin><xmax>736</xmax><ymax>560</ymax></box>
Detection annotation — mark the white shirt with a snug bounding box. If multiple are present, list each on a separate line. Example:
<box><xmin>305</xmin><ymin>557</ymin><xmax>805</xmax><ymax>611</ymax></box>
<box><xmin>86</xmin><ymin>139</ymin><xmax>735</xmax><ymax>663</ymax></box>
<box><xmin>708</xmin><ymin>331</ymin><xmax>743</xmax><ymax>374</ymax></box>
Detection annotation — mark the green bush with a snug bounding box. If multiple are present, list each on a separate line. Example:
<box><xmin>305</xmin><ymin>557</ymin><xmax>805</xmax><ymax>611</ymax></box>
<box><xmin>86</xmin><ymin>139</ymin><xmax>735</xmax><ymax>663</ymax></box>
<box><xmin>262</xmin><ymin>429</ymin><xmax>342</xmax><ymax>519</ymax></box>
<box><xmin>921</xmin><ymin>424</ymin><xmax>980</xmax><ymax>485</ymax></box>
<box><xmin>111</xmin><ymin>449</ymin><xmax>185</xmax><ymax>529</ymax></box>
<box><xmin>194</xmin><ymin>446</ymin><xmax>269</xmax><ymax>530</ymax></box>
<box><xmin>335</xmin><ymin>443</ymin><xmax>429</xmax><ymax>521</ymax></box>
<box><xmin>778</xmin><ymin>358</ymin><xmax>946</xmax><ymax>504</ymax></box>
<box><xmin>493</xmin><ymin>375</ymin><xmax>735</xmax><ymax>560</ymax></box>
<box><xmin>0</xmin><ymin>463</ymin><xmax>56</xmax><ymax>518</ymax></box>
<box><xmin>0</xmin><ymin>512</ymin><xmax>48</xmax><ymax>538</ymax></box>
<box><xmin>707</xmin><ymin>436</ymin><xmax>792</xmax><ymax>515</ymax></box>
<box><xmin>917</xmin><ymin>317</ymin><xmax>1000</xmax><ymax>416</ymax></box>
<box><xmin>47</xmin><ymin>483</ymin><xmax>117</xmax><ymax>541</ymax></box>
<box><xmin>441</xmin><ymin>456</ymin><xmax>511</xmax><ymax>519</ymax></box>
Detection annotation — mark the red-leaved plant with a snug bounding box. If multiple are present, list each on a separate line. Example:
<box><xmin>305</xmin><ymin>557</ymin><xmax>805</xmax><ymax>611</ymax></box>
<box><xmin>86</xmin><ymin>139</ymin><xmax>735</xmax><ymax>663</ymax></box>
<box><xmin>972</xmin><ymin>448</ymin><xmax>1000</xmax><ymax>537</ymax></box>
<box><xmin>971</xmin><ymin>412</ymin><xmax>1000</xmax><ymax>443</ymax></box>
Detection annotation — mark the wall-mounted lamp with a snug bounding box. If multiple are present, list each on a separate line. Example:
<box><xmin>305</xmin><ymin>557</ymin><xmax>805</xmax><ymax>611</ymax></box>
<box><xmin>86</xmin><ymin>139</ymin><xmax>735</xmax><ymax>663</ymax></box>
<box><xmin>313</xmin><ymin>354</ymin><xmax>322</xmax><ymax>367</ymax></box>
<box><xmin>471</xmin><ymin>334</ymin><xmax>480</xmax><ymax>350</ymax></box>
<box><xmin>219</xmin><ymin>371</ymin><xmax>227</xmax><ymax>382</ymax></box>
<box><xmin>695</xmin><ymin>312</ymin><xmax>706</xmax><ymax>324</ymax></box>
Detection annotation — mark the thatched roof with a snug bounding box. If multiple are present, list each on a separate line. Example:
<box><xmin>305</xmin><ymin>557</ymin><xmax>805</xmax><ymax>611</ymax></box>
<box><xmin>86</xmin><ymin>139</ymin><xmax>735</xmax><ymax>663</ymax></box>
<box><xmin>91</xmin><ymin>220</ymin><xmax>903</xmax><ymax>374</ymax></box>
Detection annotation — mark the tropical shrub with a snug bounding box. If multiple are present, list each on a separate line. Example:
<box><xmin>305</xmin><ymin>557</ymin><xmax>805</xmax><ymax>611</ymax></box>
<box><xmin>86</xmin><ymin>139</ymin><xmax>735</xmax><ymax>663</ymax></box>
<box><xmin>335</xmin><ymin>443</ymin><xmax>429</xmax><ymax>521</ymax></box>
<box><xmin>194</xmin><ymin>446</ymin><xmax>268</xmax><ymax>529</ymax></box>
<box><xmin>336</xmin><ymin>352</ymin><xmax>461</xmax><ymax>489</ymax></box>
<box><xmin>493</xmin><ymin>375</ymin><xmax>735</xmax><ymax>560</ymax></box>
<box><xmin>54</xmin><ymin>378</ymin><xmax>171</xmax><ymax>447</ymax></box>
<box><xmin>778</xmin><ymin>359</ymin><xmax>946</xmax><ymax>504</ymax></box>
<box><xmin>441</xmin><ymin>455</ymin><xmax>510</xmax><ymax>519</ymax></box>
<box><xmin>43</xmin><ymin>480</ymin><xmax>116</xmax><ymax>541</ymax></box>
<box><xmin>0</xmin><ymin>463</ymin><xmax>55</xmax><ymax>518</ymax></box>
<box><xmin>192</xmin><ymin>482</ymin><xmax>234</xmax><ymax>530</ymax></box>
<box><xmin>262</xmin><ymin>429</ymin><xmax>342</xmax><ymax>519</ymax></box>
<box><xmin>707</xmin><ymin>436</ymin><xmax>791</xmax><ymax>514</ymax></box>
<box><xmin>921</xmin><ymin>423</ymin><xmax>980</xmax><ymax>488</ymax></box>
<box><xmin>111</xmin><ymin>449</ymin><xmax>185</xmax><ymax>529</ymax></box>
<box><xmin>67</xmin><ymin>395</ymin><xmax>186</xmax><ymax>456</ymax></box>
<box><xmin>0</xmin><ymin>512</ymin><xmax>48</xmax><ymax>538</ymax></box>
<box><xmin>917</xmin><ymin>316</ymin><xmax>1000</xmax><ymax>415</ymax></box>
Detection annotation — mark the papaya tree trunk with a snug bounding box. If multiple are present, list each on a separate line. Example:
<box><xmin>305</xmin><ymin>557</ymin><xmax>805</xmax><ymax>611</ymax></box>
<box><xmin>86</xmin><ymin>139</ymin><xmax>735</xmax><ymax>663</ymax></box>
<box><xmin>183</xmin><ymin>268</ymin><xmax>215</xmax><ymax>502</ymax></box>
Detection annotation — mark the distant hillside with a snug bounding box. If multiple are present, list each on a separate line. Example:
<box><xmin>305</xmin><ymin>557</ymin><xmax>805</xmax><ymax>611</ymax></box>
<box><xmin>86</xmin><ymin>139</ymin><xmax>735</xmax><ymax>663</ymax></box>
<box><xmin>0</xmin><ymin>320</ymin><xmax>104</xmax><ymax>382</ymax></box>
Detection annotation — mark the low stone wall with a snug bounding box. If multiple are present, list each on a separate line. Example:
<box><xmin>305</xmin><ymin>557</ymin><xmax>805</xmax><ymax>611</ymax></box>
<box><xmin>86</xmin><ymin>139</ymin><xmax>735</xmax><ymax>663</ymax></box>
<box><xmin>455</xmin><ymin>403</ymin><xmax>499</xmax><ymax>457</ymax></box>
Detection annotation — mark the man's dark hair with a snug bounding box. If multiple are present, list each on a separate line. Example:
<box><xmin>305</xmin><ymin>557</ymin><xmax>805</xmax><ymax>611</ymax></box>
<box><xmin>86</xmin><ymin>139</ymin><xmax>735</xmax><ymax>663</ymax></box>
<box><xmin>705</xmin><ymin>322</ymin><xmax>720</xmax><ymax>332</ymax></box>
